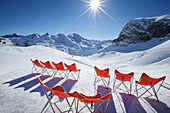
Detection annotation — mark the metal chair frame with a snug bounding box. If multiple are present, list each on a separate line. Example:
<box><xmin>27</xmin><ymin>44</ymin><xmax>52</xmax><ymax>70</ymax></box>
<box><xmin>135</xmin><ymin>75</ymin><xmax>165</xmax><ymax>102</ymax></box>
<box><xmin>39</xmin><ymin>78</ymin><xmax>75</xmax><ymax>113</ymax></box>
<box><xmin>31</xmin><ymin>59</ymin><xmax>44</xmax><ymax>74</ymax></box>
<box><xmin>73</xmin><ymin>92</ymin><xmax>111</xmax><ymax>113</ymax></box>
<box><xmin>113</xmin><ymin>70</ymin><xmax>134</xmax><ymax>95</ymax></box>
<box><xmin>64</xmin><ymin>63</ymin><xmax>80</xmax><ymax>80</ymax></box>
<box><xmin>94</xmin><ymin>67</ymin><xmax>110</xmax><ymax>88</ymax></box>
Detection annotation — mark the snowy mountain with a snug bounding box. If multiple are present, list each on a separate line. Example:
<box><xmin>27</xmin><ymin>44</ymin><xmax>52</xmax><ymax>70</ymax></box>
<box><xmin>107</xmin><ymin>14</ymin><xmax>170</xmax><ymax>50</ymax></box>
<box><xmin>1</xmin><ymin>33</ymin><xmax>112</xmax><ymax>56</ymax></box>
<box><xmin>1</xmin><ymin>14</ymin><xmax>170</xmax><ymax>113</ymax></box>
<box><xmin>0</xmin><ymin>38</ymin><xmax>170</xmax><ymax>113</ymax></box>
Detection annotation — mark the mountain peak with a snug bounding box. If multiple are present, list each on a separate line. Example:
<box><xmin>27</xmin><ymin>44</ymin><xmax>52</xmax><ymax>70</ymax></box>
<box><xmin>112</xmin><ymin>14</ymin><xmax>170</xmax><ymax>47</ymax></box>
<box><xmin>2</xmin><ymin>33</ymin><xmax>21</xmax><ymax>38</ymax></box>
<box><xmin>1</xmin><ymin>33</ymin><xmax>112</xmax><ymax>56</ymax></box>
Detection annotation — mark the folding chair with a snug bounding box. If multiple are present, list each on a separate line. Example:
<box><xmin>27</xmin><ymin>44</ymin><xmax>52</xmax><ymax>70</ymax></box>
<box><xmin>40</xmin><ymin>61</ymin><xmax>55</xmax><ymax>76</ymax></box>
<box><xmin>135</xmin><ymin>73</ymin><xmax>166</xmax><ymax>102</ymax></box>
<box><xmin>64</xmin><ymin>63</ymin><xmax>81</xmax><ymax>80</ymax></box>
<box><xmin>38</xmin><ymin>78</ymin><xmax>75</xmax><ymax>113</ymax></box>
<box><xmin>72</xmin><ymin>91</ymin><xmax>112</xmax><ymax>113</ymax></box>
<box><xmin>113</xmin><ymin>69</ymin><xmax>134</xmax><ymax>95</ymax></box>
<box><xmin>94</xmin><ymin>66</ymin><xmax>110</xmax><ymax>88</ymax></box>
<box><xmin>31</xmin><ymin>59</ymin><xmax>44</xmax><ymax>73</ymax></box>
<box><xmin>52</xmin><ymin>61</ymin><xmax>68</xmax><ymax>78</ymax></box>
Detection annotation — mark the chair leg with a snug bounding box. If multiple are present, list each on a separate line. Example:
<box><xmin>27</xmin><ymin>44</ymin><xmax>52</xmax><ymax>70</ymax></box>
<box><xmin>113</xmin><ymin>78</ymin><xmax>116</xmax><ymax>92</ymax></box>
<box><xmin>130</xmin><ymin>80</ymin><xmax>133</xmax><ymax>95</ymax></box>
<box><xmin>41</xmin><ymin>87</ymin><xmax>55</xmax><ymax>113</ymax></box>
<box><xmin>135</xmin><ymin>83</ymin><xmax>138</xmax><ymax>97</ymax></box>
<box><xmin>31</xmin><ymin>65</ymin><xmax>35</xmax><ymax>73</ymax></box>
<box><xmin>138</xmin><ymin>86</ymin><xmax>153</xmax><ymax>98</ymax></box>
<box><xmin>152</xmin><ymin>86</ymin><xmax>159</xmax><ymax>102</ymax></box>
<box><xmin>93</xmin><ymin>102</ymin><xmax>103</xmax><ymax>113</ymax></box>
<box><xmin>122</xmin><ymin>82</ymin><xmax>130</xmax><ymax>94</ymax></box>
<box><xmin>104</xmin><ymin>99</ymin><xmax>110</xmax><ymax>113</ymax></box>
<box><xmin>41</xmin><ymin>93</ymin><xmax>54</xmax><ymax>113</ymax></box>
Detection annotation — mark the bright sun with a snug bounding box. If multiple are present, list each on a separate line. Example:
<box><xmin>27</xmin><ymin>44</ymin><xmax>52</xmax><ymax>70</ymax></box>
<box><xmin>73</xmin><ymin>0</ymin><xmax>119</xmax><ymax>24</ymax></box>
<box><xmin>90</xmin><ymin>0</ymin><xmax>101</xmax><ymax>10</ymax></box>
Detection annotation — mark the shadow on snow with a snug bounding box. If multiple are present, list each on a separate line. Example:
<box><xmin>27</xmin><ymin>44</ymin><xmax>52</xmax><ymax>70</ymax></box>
<box><xmin>30</xmin><ymin>77</ymin><xmax>64</xmax><ymax>96</ymax></box>
<box><xmin>96</xmin><ymin>85</ymin><xmax>116</xmax><ymax>113</ymax></box>
<box><xmin>3</xmin><ymin>73</ymin><xmax>39</xmax><ymax>86</ymax></box>
<box><xmin>144</xmin><ymin>97</ymin><xmax>170</xmax><ymax>113</ymax></box>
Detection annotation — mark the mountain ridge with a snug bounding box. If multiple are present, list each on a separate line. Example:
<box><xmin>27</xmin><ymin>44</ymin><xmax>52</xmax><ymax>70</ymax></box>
<box><xmin>0</xmin><ymin>33</ymin><xmax>112</xmax><ymax>56</ymax></box>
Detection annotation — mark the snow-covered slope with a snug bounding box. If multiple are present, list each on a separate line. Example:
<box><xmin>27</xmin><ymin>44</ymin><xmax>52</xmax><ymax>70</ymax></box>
<box><xmin>1</xmin><ymin>33</ymin><xmax>112</xmax><ymax>56</ymax></box>
<box><xmin>0</xmin><ymin>37</ymin><xmax>170</xmax><ymax>112</ymax></box>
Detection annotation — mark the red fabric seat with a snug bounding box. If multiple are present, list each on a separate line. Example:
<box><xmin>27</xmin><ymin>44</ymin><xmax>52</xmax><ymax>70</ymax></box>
<box><xmin>39</xmin><ymin>78</ymin><xmax>74</xmax><ymax>113</ymax></box>
<box><xmin>94</xmin><ymin>66</ymin><xmax>110</xmax><ymax>88</ymax></box>
<box><xmin>135</xmin><ymin>73</ymin><xmax>166</xmax><ymax>102</ymax></box>
<box><xmin>135</xmin><ymin>73</ymin><xmax>166</xmax><ymax>86</ymax></box>
<box><xmin>70</xmin><ymin>91</ymin><xmax>112</xmax><ymax>113</ymax></box>
<box><xmin>40</xmin><ymin>61</ymin><xmax>55</xmax><ymax>76</ymax></box>
<box><xmin>94</xmin><ymin>66</ymin><xmax>110</xmax><ymax>78</ymax></box>
<box><xmin>52</xmin><ymin>61</ymin><xmax>68</xmax><ymax>78</ymax></box>
<box><xmin>113</xmin><ymin>69</ymin><xmax>134</xmax><ymax>95</ymax></box>
<box><xmin>30</xmin><ymin>59</ymin><xmax>44</xmax><ymax>74</ymax></box>
<box><xmin>64</xmin><ymin>63</ymin><xmax>81</xmax><ymax>80</ymax></box>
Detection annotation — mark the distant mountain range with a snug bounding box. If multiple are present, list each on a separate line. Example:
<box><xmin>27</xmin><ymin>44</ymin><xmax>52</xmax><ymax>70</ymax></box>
<box><xmin>0</xmin><ymin>33</ymin><xmax>112</xmax><ymax>56</ymax></box>
<box><xmin>1</xmin><ymin>14</ymin><xmax>169</xmax><ymax>56</ymax></box>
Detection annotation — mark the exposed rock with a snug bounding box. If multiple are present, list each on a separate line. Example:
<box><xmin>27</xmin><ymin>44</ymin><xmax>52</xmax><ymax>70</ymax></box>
<box><xmin>113</xmin><ymin>14</ymin><xmax>170</xmax><ymax>47</ymax></box>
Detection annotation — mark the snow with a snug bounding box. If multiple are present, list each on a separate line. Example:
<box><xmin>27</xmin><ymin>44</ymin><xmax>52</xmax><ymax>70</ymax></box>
<box><xmin>135</xmin><ymin>14</ymin><xmax>170</xmax><ymax>22</ymax></box>
<box><xmin>0</xmin><ymin>38</ymin><xmax>170</xmax><ymax>113</ymax></box>
<box><xmin>1</xmin><ymin>33</ymin><xmax>112</xmax><ymax>56</ymax></box>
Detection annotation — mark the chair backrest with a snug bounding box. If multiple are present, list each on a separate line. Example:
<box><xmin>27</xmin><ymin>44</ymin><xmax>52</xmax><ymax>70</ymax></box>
<box><xmin>80</xmin><ymin>93</ymin><xmax>102</xmax><ymax>99</ymax></box>
<box><xmin>100</xmin><ymin>93</ymin><xmax>112</xmax><ymax>101</ymax></box>
<box><xmin>39</xmin><ymin>78</ymin><xmax>71</xmax><ymax>97</ymax></box>
<box><xmin>52</xmin><ymin>61</ymin><xmax>60</xmax><ymax>69</ymax></box>
<box><xmin>115</xmin><ymin>69</ymin><xmax>134</xmax><ymax>81</ymax></box>
<box><xmin>94</xmin><ymin>66</ymin><xmax>109</xmax><ymax>78</ymax></box>
<box><xmin>31</xmin><ymin>59</ymin><xmax>44</xmax><ymax>68</ymax></box>
<box><xmin>41</xmin><ymin>61</ymin><xmax>54</xmax><ymax>69</ymax></box>
<box><xmin>52</xmin><ymin>62</ymin><xmax>66</xmax><ymax>71</ymax></box>
<box><xmin>80</xmin><ymin>93</ymin><xmax>102</xmax><ymax>103</ymax></box>
<box><xmin>53</xmin><ymin>86</ymin><xmax>71</xmax><ymax>97</ymax></box>
<box><xmin>137</xmin><ymin>73</ymin><xmax>166</xmax><ymax>86</ymax></box>
<box><xmin>75</xmin><ymin>92</ymin><xmax>112</xmax><ymax>104</ymax></box>
<box><xmin>64</xmin><ymin>63</ymin><xmax>79</xmax><ymax>72</ymax></box>
<box><xmin>39</xmin><ymin>78</ymin><xmax>53</xmax><ymax>92</ymax></box>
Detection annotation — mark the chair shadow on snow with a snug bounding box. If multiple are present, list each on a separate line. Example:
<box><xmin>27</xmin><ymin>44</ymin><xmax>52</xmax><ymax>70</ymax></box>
<box><xmin>3</xmin><ymin>73</ymin><xmax>40</xmax><ymax>87</ymax></box>
<box><xmin>59</xmin><ymin>79</ymin><xmax>78</xmax><ymax>102</ymax></box>
<box><xmin>30</xmin><ymin>77</ymin><xmax>64</xmax><ymax>96</ymax></box>
<box><xmin>96</xmin><ymin>85</ymin><xmax>116</xmax><ymax>113</ymax></box>
<box><xmin>144</xmin><ymin>97</ymin><xmax>170</xmax><ymax>113</ymax></box>
<box><xmin>14</xmin><ymin>75</ymin><xmax>51</xmax><ymax>90</ymax></box>
<box><xmin>119</xmin><ymin>93</ymin><xmax>146</xmax><ymax>113</ymax></box>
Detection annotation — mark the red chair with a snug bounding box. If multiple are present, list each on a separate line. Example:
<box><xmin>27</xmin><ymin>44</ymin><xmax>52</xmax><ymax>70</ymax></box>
<box><xmin>94</xmin><ymin>66</ymin><xmax>110</xmax><ymax>88</ymax></box>
<box><xmin>113</xmin><ymin>69</ymin><xmax>134</xmax><ymax>95</ymax></box>
<box><xmin>30</xmin><ymin>59</ymin><xmax>44</xmax><ymax>73</ymax></box>
<box><xmin>135</xmin><ymin>73</ymin><xmax>166</xmax><ymax>102</ymax></box>
<box><xmin>40</xmin><ymin>61</ymin><xmax>55</xmax><ymax>76</ymax></box>
<box><xmin>72</xmin><ymin>91</ymin><xmax>112</xmax><ymax>113</ymax></box>
<box><xmin>52</xmin><ymin>61</ymin><xmax>68</xmax><ymax>78</ymax></box>
<box><xmin>38</xmin><ymin>78</ymin><xmax>75</xmax><ymax>113</ymax></box>
<box><xmin>64</xmin><ymin>63</ymin><xmax>81</xmax><ymax>80</ymax></box>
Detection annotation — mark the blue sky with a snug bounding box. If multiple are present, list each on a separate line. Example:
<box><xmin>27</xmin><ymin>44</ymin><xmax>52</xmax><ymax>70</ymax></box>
<box><xmin>0</xmin><ymin>0</ymin><xmax>170</xmax><ymax>40</ymax></box>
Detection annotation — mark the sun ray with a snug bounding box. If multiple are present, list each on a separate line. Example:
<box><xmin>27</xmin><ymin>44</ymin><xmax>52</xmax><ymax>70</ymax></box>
<box><xmin>72</xmin><ymin>0</ymin><xmax>119</xmax><ymax>25</ymax></box>
<box><xmin>98</xmin><ymin>7</ymin><xmax>120</xmax><ymax>25</ymax></box>
<box><xmin>71</xmin><ymin>7</ymin><xmax>91</xmax><ymax>24</ymax></box>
